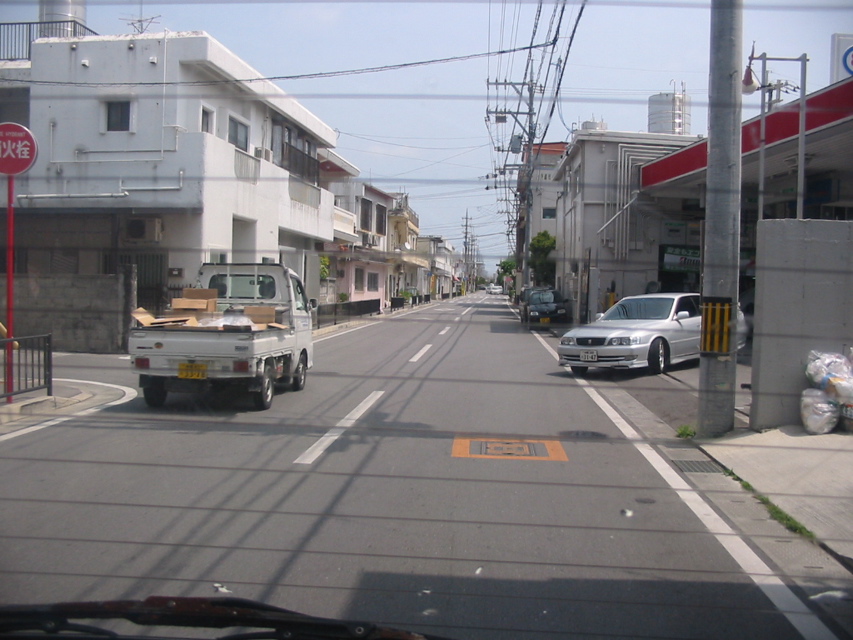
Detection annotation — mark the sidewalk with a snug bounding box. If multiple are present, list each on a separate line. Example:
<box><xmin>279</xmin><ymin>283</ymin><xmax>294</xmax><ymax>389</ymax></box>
<box><xmin>699</xmin><ymin>422</ymin><xmax>853</xmax><ymax>569</ymax></box>
<box><xmin>660</xmin><ymin>359</ymin><xmax>853</xmax><ymax>573</ymax></box>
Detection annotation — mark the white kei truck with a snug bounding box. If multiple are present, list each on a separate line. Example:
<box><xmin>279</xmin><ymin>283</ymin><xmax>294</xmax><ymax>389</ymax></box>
<box><xmin>129</xmin><ymin>263</ymin><xmax>315</xmax><ymax>410</ymax></box>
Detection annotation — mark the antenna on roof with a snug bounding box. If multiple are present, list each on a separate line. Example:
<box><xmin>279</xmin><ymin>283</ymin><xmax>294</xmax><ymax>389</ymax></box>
<box><xmin>121</xmin><ymin>0</ymin><xmax>160</xmax><ymax>34</ymax></box>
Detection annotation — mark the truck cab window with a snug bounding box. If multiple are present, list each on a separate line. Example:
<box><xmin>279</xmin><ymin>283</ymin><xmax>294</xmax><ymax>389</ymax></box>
<box><xmin>291</xmin><ymin>276</ymin><xmax>308</xmax><ymax>311</ymax></box>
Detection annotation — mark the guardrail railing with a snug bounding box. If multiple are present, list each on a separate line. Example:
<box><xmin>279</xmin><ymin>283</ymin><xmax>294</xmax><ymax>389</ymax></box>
<box><xmin>0</xmin><ymin>334</ymin><xmax>53</xmax><ymax>402</ymax></box>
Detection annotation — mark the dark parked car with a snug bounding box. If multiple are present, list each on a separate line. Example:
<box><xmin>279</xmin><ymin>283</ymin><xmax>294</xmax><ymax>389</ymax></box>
<box><xmin>524</xmin><ymin>288</ymin><xmax>573</xmax><ymax>326</ymax></box>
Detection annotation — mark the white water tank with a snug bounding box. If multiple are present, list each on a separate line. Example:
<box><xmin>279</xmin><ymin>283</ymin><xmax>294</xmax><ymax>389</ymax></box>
<box><xmin>648</xmin><ymin>92</ymin><xmax>691</xmax><ymax>135</ymax></box>
<box><xmin>39</xmin><ymin>0</ymin><xmax>87</xmax><ymax>37</ymax></box>
<box><xmin>581</xmin><ymin>120</ymin><xmax>607</xmax><ymax>131</ymax></box>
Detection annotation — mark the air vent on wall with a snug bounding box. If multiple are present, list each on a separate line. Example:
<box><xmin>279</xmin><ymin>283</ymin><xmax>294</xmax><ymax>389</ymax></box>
<box><xmin>125</xmin><ymin>218</ymin><xmax>163</xmax><ymax>243</ymax></box>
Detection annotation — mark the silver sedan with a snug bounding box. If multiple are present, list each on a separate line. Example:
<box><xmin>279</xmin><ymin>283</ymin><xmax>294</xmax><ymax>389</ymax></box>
<box><xmin>557</xmin><ymin>292</ymin><xmax>745</xmax><ymax>376</ymax></box>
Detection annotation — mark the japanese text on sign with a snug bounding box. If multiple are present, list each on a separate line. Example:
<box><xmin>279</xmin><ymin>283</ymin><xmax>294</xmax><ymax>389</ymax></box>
<box><xmin>0</xmin><ymin>123</ymin><xmax>38</xmax><ymax>175</ymax></box>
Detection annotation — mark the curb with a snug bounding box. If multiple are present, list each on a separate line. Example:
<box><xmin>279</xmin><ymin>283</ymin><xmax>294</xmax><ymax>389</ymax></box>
<box><xmin>0</xmin><ymin>390</ymin><xmax>92</xmax><ymax>426</ymax></box>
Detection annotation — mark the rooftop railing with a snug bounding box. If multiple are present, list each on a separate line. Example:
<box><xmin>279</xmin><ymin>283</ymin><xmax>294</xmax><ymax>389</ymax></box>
<box><xmin>0</xmin><ymin>21</ymin><xmax>98</xmax><ymax>61</ymax></box>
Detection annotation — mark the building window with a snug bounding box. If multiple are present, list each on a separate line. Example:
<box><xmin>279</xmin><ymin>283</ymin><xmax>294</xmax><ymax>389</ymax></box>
<box><xmin>375</xmin><ymin>205</ymin><xmax>387</xmax><ymax>235</ymax></box>
<box><xmin>106</xmin><ymin>101</ymin><xmax>131</xmax><ymax>131</ymax></box>
<box><xmin>201</xmin><ymin>107</ymin><xmax>213</xmax><ymax>134</ymax></box>
<box><xmin>228</xmin><ymin>116</ymin><xmax>249</xmax><ymax>152</ymax></box>
<box><xmin>543</xmin><ymin>207</ymin><xmax>556</xmax><ymax>219</ymax></box>
<box><xmin>360</xmin><ymin>199</ymin><xmax>373</xmax><ymax>232</ymax></box>
<box><xmin>367</xmin><ymin>272</ymin><xmax>379</xmax><ymax>292</ymax></box>
<box><xmin>355</xmin><ymin>268</ymin><xmax>365</xmax><ymax>291</ymax></box>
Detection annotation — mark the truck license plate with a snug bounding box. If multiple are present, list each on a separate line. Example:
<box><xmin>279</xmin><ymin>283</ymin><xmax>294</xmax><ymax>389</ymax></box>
<box><xmin>179</xmin><ymin>362</ymin><xmax>208</xmax><ymax>379</ymax></box>
<box><xmin>580</xmin><ymin>350</ymin><xmax>598</xmax><ymax>362</ymax></box>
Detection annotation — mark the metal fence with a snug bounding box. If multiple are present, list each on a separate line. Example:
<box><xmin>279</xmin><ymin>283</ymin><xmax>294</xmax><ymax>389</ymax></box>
<box><xmin>0</xmin><ymin>21</ymin><xmax>98</xmax><ymax>61</ymax></box>
<box><xmin>315</xmin><ymin>299</ymin><xmax>381</xmax><ymax>329</ymax></box>
<box><xmin>0</xmin><ymin>334</ymin><xmax>53</xmax><ymax>402</ymax></box>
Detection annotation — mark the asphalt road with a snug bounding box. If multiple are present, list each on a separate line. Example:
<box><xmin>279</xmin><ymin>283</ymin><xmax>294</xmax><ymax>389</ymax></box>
<box><xmin>0</xmin><ymin>293</ymin><xmax>839</xmax><ymax>639</ymax></box>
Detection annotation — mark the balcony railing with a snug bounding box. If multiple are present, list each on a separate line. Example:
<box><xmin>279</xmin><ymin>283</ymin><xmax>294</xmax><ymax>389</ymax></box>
<box><xmin>0</xmin><ymin>21</ymin><xmax>98</xmax><ymax>61</ymax></box>
<box><xmin>290</xmin><ymin>176</ymin><xmax>320</xmax><ymax>208</ymax></box>
<box><xmin>281</xmin><ymin>143</ymin><xmax>319</xmax><ymax>185</ymax></box>
<box><xmin>234</xmin><ymin>149</ymin><xmax>260</xmax><ymax>184</ymax></box>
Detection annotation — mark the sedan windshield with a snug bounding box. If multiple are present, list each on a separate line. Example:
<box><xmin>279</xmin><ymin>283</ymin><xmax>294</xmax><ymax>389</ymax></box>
<box><xmin>601</xmin><ymin>297</ymin><xmax>673</xmax><ymax>320</ymax></box>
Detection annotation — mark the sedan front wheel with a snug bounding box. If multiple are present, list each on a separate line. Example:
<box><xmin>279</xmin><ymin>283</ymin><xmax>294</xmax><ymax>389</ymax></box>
<box><xmin>647</xmin><ymin>338</ymin><xmax>668</xmax><ymax>375</ymax></box>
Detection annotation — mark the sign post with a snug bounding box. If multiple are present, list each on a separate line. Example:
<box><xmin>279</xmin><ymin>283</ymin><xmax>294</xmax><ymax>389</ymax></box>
<box><xmin>0</xmin><ymin>123</ymin><xmax>38</xmax><ymax>402</ymax></box>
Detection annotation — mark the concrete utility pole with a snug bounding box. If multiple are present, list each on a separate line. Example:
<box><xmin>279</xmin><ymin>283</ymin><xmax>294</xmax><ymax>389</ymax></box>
<box><xmin>486</xmin><ymin>78</ymin><xmax>538</xmax><ymax>289</ymax></box>
<box><xmin>698</xmin><ymin>0</ymin><xmax>743</xmax><ymax>438</ymax></box>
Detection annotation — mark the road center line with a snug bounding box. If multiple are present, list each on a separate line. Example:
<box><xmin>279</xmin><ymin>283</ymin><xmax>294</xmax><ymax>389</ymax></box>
<box><xmin>409</xmin><ymin>344</ymin><xmax>433</xmax><ymax>363</ymax></box>
<box><xmin>294</xmin><ymin>390</ymin><xmax>385</xmax><ymax>465</ymax></box>
<box><xmin>531</xmin><ymin>331</ymin><xmax>836</xmax><ymax>639</ymax></box>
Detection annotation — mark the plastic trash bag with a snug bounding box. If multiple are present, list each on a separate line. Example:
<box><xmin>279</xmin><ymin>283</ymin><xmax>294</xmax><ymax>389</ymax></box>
<box><xmin>800</xmin><ymin>388</ymin><xmax>840</xmax><ymax>435</ymax></box>
<box><xmin>805</xmin><ymin>351</ymin><xmax>853</xmax><ymax>389</ymax></box>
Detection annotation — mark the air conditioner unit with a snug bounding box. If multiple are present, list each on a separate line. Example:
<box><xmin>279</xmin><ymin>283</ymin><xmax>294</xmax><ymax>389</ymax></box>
<box><xmin>125</xmin><ymin>218</ymin><xmax>163</xmax><ymax>243</ymax></box>
<box><xmin>254</xmin><ymin>147</ymin><xmax>273</xmax><ymax>162</ymax></box>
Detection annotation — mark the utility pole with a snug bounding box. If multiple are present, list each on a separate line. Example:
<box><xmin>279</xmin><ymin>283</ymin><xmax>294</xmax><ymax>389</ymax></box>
<box><xmin>486</xmin><ymin>77</ymin><xmax>538</xmax><ymax>292</ymax></box>
<box><xmin>698</xmin><ymin>0</ymin><xmax>742</xmax><ymax>438</ymax></box>
<box><xmin>462</xmin><ymin>210</ymin><xmax>471</xmax><ymax>293</ymax></box>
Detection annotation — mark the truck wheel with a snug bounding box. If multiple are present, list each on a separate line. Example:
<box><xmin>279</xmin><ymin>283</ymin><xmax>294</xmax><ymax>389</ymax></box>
<box><xmin>143</xmin><ymin>380</ymin><xmax>167</xmax><ymax>408</ymax></box>
<box><xmin>291</xmin><ymin>353</ymin><xmax>307</xmax><ymax>391</ymax></box>
<box><xmin>253</xmin><ymin>363</ymin><xmax>275</xmax><ymax>410</ymax></box>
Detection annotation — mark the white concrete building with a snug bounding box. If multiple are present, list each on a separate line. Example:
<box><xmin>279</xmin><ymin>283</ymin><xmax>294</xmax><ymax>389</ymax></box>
<box><xmin>1</xmin><ymin>29</ymin><xmax>341</xmax><ymax>310</ymax></box>
<box><xmin>417</xmin><ymin>235</ymin><xmax>456</xmax><ymax>299</ymax></box>
<box><xmin>548</xmin><ymin>126</ymin><xmax>702</xmax><ymax>322</ymax></box>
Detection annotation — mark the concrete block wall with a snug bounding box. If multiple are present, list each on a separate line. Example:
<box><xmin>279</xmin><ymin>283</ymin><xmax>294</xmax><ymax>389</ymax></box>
<box><xmin>750</xmin><ymin>219</ymin><xmax>853</xmax><ymax>430</ymax></box>
<box><xmin>0</xmin><ymin>273</ymin><xmax>132</xmax><ymax>354</ymax></box>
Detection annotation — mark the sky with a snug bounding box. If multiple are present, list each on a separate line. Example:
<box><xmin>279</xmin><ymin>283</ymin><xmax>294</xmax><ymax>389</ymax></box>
<box><xmin>5</xmin><ymin>0</ymin><xmax>850</xmax><ymax>262</ymax></box>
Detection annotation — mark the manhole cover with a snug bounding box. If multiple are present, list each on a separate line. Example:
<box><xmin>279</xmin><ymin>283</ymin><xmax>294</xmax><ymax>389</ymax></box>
<box><xmin>481</xmin><ymin>441</ymin><xmax>536</xmax><ymax>456</ymax></box>
<box><xmin>673</xmin><ymin>459</ymin><xmax>724</xmax><ymax>473</ymax></box>
<box><xmin>452</xmin><ymin>437</ymin><xmax>568</xmax><ymax>461</ymax></box>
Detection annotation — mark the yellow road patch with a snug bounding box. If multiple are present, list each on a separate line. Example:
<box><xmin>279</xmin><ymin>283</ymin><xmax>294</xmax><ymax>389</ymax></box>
<box><xmin>452</xmin><ymin>437</ymin><xmax>568</xmax><ymax>461</ymax></box>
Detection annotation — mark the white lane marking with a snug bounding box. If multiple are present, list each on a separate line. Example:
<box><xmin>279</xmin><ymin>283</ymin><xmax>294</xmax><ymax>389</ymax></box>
<box><xmin>532</xmin><ymin>331</ymin><xmax>837</xmax><ymax>640</ymax></box>
<box><xmin>315</xmin><ymin>322</ymin><xmax>380</xmax><ymax>343</ymax></box>
<box><xmin>0</xmin><ymin>380</ymin><xmax>138</xmax><ymax>443</ymax></box>
<box><xmin>294</xmin><ymin>391</ymin><xmax>385</xmax><ymax>465</ymax></box>
<box><xmin>439</xmin><ymin>327</ymin><xmax>450</xmax><ymax>336</ymax></box>
<box><xmin>409</xmin><ymin>344</ymin><xmax>433</xmax><ymax>363</ymax></box>
<box><xmin>454</xmin><ymin>317</ymin><xmax>461</xmax><ymax>322</ymax></box>
<box><xmin>461</xmin><ymin>307</ymin><xmax>472</xmax><ymax>315</ymax></box>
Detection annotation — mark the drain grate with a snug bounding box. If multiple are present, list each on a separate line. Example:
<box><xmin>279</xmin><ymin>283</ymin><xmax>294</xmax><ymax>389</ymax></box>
<box><xmin>673</xmin><ymin>459</ymin><xmax>724</xmax><ymax>474</ymax></box>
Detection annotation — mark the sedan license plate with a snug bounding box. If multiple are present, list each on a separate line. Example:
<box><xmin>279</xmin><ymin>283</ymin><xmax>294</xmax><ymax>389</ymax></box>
<box><xmin>540</xmin><ymin>317</ymin><xmax>550</xmax><ymax>324</ymax></box>
<box><xmin>178</xmin><ymin>362</ymin><xmax>208</xmax><ymax>379</ymax></box>
<box><xmin>580</xmin><ymin>350</ymin><xmax>598</xmax><ymax>362</ymax></box>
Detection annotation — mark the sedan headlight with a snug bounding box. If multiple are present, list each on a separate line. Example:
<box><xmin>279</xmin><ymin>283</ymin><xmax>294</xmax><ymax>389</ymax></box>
<box><xmin>560</xmin><ymin>336</ymin><xmax>576</xmax><ymax>346</ymax></box>
<box><xmin>530</xmin><ymin>311</ymin><xmax>539</xmax><ymax>316</ymax></box>
<box><xmin>557</xmin><ymin>308</ymin><xmax>566</xmax><ymax>314</ymax></box>
<box><xmin>608</xmin><ymin>336</ymin><xmax>641</xmax><ymax>346</ymax></box>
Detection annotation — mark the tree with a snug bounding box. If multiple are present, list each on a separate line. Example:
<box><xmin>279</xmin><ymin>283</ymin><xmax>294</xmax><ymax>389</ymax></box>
<box><xmin>497</xmin><ymin>259</ymin><xmax>516</xmax><ymax>280</ymax></box>
<box><xmin>529</xmin><ymin>231</ymin><xmax>556</xmax><ymax>286</ymax></box>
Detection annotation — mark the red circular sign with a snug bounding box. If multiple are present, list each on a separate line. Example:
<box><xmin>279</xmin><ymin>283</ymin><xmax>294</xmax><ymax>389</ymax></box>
<box><xmin>0</xmin><ymin>122</ymin><xmax>38</xmax><ymax>176</ymax></box>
